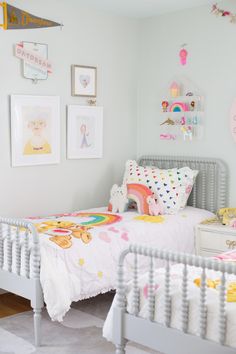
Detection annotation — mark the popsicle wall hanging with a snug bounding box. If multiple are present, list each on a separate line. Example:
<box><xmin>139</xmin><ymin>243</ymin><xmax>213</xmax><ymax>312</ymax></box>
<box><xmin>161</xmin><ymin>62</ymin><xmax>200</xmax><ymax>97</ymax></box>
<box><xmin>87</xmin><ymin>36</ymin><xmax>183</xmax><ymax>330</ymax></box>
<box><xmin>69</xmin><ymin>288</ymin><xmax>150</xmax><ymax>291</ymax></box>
<box><xmin>179</xmin><ymin>44</ymin><xmax>188</xmax><ymax>66</ymax></box>
<box><xmin>0</xmin><ymin>2</ymin><xmax>62</xmax><ymax>30</ymax></box>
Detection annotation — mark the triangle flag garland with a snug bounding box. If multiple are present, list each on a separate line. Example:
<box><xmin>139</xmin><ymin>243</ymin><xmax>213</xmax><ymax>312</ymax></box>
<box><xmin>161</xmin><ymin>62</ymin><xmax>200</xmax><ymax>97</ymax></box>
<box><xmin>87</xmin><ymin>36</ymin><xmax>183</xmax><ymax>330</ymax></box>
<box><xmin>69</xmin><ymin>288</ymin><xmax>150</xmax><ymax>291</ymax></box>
<box><xmin>0</xmin><ymin>2</ymin><xmax>62</xmax><ymax>30</ymax></box>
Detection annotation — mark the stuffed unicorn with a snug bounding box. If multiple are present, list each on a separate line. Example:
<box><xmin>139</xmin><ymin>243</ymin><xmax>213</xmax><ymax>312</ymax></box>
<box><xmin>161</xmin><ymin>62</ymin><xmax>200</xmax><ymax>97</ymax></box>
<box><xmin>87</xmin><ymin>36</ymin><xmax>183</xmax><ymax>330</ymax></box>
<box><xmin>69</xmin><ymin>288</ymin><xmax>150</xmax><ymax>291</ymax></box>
<box><xmin>109</xmin><ymin>184</ymin><xmax>128</xmax><ymax>213</ymax></box>
<box><xmin>147</xmin><ymin>196</ymin><xmax>164</xmax><ymax>216</ymax></box>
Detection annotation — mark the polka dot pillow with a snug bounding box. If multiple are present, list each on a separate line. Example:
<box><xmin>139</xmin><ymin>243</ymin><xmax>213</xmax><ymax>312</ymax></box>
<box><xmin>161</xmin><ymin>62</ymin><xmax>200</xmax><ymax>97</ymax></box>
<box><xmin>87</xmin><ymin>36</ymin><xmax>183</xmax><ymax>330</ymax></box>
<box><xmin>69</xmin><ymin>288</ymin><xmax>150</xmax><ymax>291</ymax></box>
<box><xmin>123</xmin><ymin>160</ymin><xmax>158</xmax><ymax>197</ymax></box>
<box><xmin>123</xmin><ymin>160</ymin><xmax>198</xmax><ymax>214</ymax></box>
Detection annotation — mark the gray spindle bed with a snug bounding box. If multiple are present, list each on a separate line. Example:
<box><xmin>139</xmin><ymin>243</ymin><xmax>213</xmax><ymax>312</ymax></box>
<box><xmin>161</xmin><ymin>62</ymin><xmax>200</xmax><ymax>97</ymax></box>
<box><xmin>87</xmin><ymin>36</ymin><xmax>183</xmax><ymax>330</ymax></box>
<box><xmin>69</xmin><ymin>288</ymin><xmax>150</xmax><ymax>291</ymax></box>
<box><xmin>0</xmin><ymin>156</ymin><xmax>228</xmax><ymax>347</ymax></box>
<box><xmin>111</xmin><ymin>245</ymin><xmax>236</xmax><ymax>354</ymax></box>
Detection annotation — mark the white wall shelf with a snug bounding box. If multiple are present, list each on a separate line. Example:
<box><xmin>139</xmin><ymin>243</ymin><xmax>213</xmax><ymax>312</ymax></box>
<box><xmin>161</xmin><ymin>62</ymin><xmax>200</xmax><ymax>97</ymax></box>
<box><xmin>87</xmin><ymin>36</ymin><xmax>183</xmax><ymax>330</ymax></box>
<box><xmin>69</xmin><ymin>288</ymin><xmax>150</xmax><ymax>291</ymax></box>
<box><xmin>160</xmin><ymin>80</ymin><xmax>204</xmax><ymax>142</ymax></box>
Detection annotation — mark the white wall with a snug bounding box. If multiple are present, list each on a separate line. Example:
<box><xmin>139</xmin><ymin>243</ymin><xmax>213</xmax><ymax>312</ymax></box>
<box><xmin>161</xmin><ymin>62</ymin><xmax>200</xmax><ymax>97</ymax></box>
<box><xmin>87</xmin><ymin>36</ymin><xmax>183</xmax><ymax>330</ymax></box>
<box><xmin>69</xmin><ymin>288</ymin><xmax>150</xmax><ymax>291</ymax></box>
<box><xmin>0</xmin><ymin>0</ymin><xmax>138</xmax><ymax>217</ymax></box>
<box><xmin>138</xmin><ymin>4</ymin><xmax>236</xmax><ymax>206</ymax></box>
<box><xmin>2</xmin><ymin>2</ymin><xmax>236</xmax><ymax>218</ymax></box>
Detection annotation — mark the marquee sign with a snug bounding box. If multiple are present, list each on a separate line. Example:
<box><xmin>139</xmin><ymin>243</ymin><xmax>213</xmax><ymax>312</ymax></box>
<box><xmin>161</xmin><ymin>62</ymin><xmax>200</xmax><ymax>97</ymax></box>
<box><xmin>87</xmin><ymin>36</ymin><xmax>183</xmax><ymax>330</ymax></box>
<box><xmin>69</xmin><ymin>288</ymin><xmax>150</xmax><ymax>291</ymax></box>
<box><xmin>15</xmin><ymin>42</ymin><xmax>52</xmax><ymax>82</ymax></box>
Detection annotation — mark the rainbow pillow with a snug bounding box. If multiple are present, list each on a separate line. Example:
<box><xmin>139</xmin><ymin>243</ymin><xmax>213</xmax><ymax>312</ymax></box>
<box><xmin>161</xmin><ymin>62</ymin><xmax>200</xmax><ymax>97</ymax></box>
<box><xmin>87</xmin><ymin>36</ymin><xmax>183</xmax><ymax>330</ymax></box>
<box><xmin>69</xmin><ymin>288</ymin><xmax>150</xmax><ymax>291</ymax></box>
<box><xmin>127</xmin><ymin>183</ymin><xmax>153</xmax><ymax>214</ymax></box>
<box><xmin>123</xmin><ymin>160</ymin><xmax>198</xmax><ymax>214</ymax></box>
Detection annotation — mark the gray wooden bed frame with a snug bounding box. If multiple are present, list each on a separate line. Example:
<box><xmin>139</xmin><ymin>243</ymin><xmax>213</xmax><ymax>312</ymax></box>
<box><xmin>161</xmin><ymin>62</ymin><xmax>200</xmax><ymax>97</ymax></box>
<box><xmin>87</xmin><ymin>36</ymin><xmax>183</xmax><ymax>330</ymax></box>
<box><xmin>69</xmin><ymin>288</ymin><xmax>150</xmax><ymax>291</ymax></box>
<box><xmin>0</xmin><ymin>155</ymin><xmax>228</xmax><ymax>347</ymax></box>
<box><xmin>113</xmin><ymin>244</ymin><xmax>236</xmax><ymax>354</ymax></box>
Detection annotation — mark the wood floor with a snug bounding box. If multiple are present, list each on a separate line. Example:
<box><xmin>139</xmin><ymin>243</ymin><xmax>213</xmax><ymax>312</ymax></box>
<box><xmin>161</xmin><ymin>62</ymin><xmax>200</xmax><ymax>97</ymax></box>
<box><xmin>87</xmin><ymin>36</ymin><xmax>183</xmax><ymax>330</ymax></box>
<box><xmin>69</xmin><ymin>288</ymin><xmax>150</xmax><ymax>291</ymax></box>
<box><xmin>0</xmin><ymin>293</ymin><xmax>31</xmax><ymax>318</ymax></box>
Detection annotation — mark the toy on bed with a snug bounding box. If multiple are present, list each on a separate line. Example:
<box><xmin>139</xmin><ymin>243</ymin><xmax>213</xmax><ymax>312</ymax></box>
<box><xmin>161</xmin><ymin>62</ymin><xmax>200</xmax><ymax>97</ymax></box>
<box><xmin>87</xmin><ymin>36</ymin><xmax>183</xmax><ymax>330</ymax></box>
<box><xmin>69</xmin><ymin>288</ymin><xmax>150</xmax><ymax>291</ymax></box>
<box><xmin>217</xmin><ymin>208</ymin><xmax>236</xmax><ymax>226</ymax></box>
<box><xmin>146</xmin><ymin>195</ymin><xmax>164</xmax><ymax>216</ymax></box>
<box><xmin>202</xmin><ymin>208</ymin><xmax>236</xmax><ymax>228</ymax></box>
<box><xmin>194</xmin><ymin>277</ymin><xmax>236</xmax><ymax>302</ymax></box>
<box><xmin>108</xmin><ymin>184</ymin><xmax>128</xmax><ymax>213</ymax></box>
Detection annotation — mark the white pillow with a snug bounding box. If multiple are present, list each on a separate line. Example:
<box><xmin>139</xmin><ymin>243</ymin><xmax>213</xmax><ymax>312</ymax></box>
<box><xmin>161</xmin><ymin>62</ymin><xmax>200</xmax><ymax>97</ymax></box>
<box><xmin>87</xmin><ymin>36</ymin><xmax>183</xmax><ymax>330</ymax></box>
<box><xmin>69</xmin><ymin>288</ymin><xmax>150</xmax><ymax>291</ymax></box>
<box><xmin>123</xmin><ymin>160</ymin><xmax>198</xmax><ymax>214</ymax></box>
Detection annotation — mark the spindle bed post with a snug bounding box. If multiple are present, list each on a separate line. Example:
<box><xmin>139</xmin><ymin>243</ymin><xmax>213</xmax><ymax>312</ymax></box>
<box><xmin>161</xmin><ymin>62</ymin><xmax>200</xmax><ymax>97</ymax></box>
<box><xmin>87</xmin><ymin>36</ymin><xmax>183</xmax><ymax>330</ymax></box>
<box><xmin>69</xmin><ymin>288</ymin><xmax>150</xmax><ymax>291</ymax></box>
<box><xmin>0</xmin><ymin>218</ymin><xmax>43</xmax><ymax>347</ymax></box>
<box><xmin>114</xmin><ymin>248</ymin><xmax>129</xmax><ymax>354</ymax></box>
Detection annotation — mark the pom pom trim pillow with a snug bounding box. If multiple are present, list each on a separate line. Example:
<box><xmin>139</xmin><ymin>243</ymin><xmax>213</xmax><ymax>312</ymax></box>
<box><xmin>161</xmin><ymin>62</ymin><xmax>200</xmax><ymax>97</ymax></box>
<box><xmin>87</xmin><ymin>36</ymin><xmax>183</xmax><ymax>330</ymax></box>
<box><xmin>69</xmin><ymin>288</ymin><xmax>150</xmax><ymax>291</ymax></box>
<box><xmin>123</xmin><ymin>160</ymin><xmax>198</xmax><ymax>214</ymax></box>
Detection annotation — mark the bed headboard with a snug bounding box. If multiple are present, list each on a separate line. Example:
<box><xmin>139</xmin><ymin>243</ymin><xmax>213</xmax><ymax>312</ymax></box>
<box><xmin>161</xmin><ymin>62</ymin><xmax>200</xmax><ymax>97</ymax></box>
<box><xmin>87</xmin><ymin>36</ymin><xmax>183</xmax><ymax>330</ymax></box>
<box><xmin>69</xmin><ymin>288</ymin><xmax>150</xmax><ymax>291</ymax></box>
<box><xmin>138</xmin><ymin>155</ymin><xmax>228</xmax><ymax>214</ymax></box>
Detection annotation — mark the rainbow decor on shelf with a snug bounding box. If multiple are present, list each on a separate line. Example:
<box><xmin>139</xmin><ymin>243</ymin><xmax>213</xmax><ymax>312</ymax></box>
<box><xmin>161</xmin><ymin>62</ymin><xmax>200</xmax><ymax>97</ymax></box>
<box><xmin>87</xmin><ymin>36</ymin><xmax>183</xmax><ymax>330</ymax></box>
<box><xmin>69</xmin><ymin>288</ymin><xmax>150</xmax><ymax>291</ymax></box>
<box><xmin>127</xmin><ymin>183</ymin><xmax>153</xmax><ymax>214</ymax></box>
<box><xmin>169</xmin><ymin>102</ymin><xmax>188</xmax><ymax>112</ymax></box>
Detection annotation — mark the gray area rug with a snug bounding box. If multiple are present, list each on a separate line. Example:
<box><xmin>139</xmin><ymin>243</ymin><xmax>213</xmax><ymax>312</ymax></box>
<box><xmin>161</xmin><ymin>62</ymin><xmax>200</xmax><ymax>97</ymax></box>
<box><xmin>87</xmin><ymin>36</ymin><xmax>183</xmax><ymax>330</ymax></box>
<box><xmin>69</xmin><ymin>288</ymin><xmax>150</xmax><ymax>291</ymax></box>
<box><xmin>0</xmin><ymin>293</ymin><xmax>158</xmax><ymax>354</ymax></box>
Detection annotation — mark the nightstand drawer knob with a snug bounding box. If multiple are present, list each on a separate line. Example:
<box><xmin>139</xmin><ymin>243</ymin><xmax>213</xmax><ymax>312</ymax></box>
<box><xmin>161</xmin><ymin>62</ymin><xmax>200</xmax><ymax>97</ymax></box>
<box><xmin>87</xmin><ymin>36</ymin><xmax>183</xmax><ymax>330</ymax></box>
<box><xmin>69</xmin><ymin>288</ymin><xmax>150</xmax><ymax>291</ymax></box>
<box><xmin>226</xmin><ymin>240</ymin><xmax>236</xmax><ymax>249</ymax></box>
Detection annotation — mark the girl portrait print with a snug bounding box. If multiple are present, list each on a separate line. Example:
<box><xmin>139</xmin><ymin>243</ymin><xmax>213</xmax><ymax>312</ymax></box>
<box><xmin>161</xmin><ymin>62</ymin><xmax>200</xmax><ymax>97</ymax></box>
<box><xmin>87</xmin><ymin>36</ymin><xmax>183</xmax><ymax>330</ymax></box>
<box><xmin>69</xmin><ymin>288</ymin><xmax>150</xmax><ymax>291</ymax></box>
<box><xmin>11</xmin><ymin>95</ymin><xmax>60</xmax><ymax>167</ymax></box>
<box><xmin>23</xmin><ymin>107</ymin><xmax>52</xmax><ymax>155</ymax></box>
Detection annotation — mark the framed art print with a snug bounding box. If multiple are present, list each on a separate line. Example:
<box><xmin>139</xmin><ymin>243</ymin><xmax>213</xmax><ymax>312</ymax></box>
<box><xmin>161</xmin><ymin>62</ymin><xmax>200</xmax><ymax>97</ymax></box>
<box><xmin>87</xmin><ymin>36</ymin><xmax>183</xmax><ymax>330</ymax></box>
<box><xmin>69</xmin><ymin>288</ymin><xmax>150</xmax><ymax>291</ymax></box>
<box><xmin>71</xmin><ymin>65</ymin><xmax>97</xmax><ymax>97</ymax></box>
<box><xmin>11</xmin><ymin>95</ymin><xmax>60</xmax><ymax>167</ymax></box>
<box><xmin>67</xmin><ymin>105</ymin><xmax>103</xmax><ymax>159</ymax></box>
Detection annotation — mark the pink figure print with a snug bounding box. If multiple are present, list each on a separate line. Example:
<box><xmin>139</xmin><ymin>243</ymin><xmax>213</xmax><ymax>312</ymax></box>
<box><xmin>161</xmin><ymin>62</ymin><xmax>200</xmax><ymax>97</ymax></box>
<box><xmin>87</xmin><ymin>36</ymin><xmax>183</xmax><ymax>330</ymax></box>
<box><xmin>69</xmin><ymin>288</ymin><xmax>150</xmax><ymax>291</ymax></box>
<box><xmin>80</xmin><ymin>124</ymin><xmax>91</xmax><ymax>149</ymax></box>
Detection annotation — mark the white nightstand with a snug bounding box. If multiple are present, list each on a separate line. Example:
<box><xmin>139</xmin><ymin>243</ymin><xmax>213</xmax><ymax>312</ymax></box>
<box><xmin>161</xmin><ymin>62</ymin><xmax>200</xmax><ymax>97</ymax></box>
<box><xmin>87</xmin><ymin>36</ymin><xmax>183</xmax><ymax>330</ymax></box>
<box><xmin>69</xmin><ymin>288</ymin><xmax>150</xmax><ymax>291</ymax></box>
<box><xmin>195</xmin><ymin>223</ymin><xmax>236</xmax><ymax>257</ymax></box>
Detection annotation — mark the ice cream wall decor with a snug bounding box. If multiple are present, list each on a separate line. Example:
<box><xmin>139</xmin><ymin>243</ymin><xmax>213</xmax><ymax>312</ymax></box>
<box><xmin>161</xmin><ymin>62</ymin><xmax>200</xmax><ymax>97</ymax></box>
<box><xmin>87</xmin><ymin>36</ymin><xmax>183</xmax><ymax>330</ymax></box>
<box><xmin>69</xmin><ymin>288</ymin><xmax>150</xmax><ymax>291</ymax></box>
<box><xmin>170</xmin><ymin>81</ymin><xmax>181</xmax><ymax>98</ymax></box>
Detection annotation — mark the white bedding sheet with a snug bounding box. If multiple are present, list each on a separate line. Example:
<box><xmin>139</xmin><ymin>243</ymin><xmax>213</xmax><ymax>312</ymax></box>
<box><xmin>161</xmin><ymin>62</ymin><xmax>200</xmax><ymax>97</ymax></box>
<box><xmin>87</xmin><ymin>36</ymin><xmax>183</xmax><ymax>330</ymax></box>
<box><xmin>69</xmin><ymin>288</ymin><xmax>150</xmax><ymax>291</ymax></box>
<box><xmin>103</xmin><ymin>264</ymin><xmax>236</xmax><ymax>349</ymax></box>
<box><xmin>6</xmin><ymin>206</ymin><xmax>213</xmax><ymax>321</ymax></box>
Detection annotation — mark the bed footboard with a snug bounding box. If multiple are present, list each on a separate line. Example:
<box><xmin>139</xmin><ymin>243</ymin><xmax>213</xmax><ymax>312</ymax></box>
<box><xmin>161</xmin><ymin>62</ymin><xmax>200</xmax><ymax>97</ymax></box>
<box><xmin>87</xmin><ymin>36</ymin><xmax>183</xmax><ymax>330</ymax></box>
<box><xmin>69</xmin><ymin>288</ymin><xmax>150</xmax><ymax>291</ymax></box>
<box><xmin>0</xmin><ymin>217</ymin><xmax>43</xmax><ymax>346</ymax></box>
<box><xmin>113</xmin><ymin>245</ymin><xmax>236</xmax><ymax>354</ymax></box>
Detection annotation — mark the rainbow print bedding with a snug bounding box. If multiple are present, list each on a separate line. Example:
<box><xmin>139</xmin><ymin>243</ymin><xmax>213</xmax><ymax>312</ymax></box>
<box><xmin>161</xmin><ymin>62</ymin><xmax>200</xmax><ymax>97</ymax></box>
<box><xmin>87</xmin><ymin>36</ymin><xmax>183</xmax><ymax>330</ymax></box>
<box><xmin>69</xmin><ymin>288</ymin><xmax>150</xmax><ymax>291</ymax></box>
<box><xmin>26</xmin><ymin>206</ymin><xmax>213</xmax><ymax>321</ymax></box>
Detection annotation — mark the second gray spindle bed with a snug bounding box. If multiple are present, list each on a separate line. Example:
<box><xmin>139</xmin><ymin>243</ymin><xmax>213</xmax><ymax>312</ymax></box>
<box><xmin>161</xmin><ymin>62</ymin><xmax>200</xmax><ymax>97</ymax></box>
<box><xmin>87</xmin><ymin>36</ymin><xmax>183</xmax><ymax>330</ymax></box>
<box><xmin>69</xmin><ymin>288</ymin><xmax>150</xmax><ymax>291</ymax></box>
<box><xmin>111</xmin><ymin>244</ymin><xmax>236</xmax><ymax>354</ymax></box>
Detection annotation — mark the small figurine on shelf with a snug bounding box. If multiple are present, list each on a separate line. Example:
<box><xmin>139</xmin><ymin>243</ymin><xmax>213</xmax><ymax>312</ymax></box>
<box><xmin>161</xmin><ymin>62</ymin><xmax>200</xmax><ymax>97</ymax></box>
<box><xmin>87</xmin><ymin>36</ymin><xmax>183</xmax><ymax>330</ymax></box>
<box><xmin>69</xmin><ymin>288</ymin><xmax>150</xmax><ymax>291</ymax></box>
<box><xmin>160</xmin><ymin>133</ymin><xmax>176</xmax><ymax>140</ymax></box>
<box><xmin>170</xmin><ymin>81</ymin><xmax>180</xmax><ymax>98</ymax></box>
<box><xmin>193</xmin><ymin>116</ymin><xmax>198</xmax><ymax>125</ymax></box>
<box><xmin>181</xmin><ymin>125</ymin><xmax>193</xmax><ymax>141</ymax></box>
<box><xmin>186</xmin><ymin>92</ymin><xmax>194</xmax><ymax>97</ymax></box>
<box><xmin>160</xmin><ymin>118</ymin><xmax>175</xmax><ymax>126</ymax></box>
<box><xmin>180</xmin><ymin>116</ymin><xmax>186</xmax><ymax>125</ymax></box>
<box><xmin>190</xmin><ymin>101</ymin><xmax>195</xmax><ymax>111</ymax></box>
<box><xmin>187</xmin><ymin>117</ymin><xmax>192</xmax><ymax>125</ymax></box>
<box><xmin>162</xmin><ymin>100</ymin><xmax>169</xmax><ymax>112</ymax></box>
<box><xmin>175</xmin><ymin>119</ymin><xmax>180</xmax><ymax>125</ymax></box>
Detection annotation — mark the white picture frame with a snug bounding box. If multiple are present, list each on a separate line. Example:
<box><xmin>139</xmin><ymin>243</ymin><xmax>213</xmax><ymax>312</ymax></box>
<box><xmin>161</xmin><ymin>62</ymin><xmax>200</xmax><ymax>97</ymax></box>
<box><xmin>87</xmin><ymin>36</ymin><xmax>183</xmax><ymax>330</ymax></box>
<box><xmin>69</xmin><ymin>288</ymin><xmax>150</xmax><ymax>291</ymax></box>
<box><xmin>71</xmin><ymin>65</ymin><xmax>97</xmax><ymax>97</ymax></box>
<box><xmin>11</xmin><ymin>95</ymin><xmax>60</xmax><ymax>167</ymax></box>
<box><xmin>67</xmin><ymin>105</ymin><xmax>103</xmax><ymax>159</ymax></box>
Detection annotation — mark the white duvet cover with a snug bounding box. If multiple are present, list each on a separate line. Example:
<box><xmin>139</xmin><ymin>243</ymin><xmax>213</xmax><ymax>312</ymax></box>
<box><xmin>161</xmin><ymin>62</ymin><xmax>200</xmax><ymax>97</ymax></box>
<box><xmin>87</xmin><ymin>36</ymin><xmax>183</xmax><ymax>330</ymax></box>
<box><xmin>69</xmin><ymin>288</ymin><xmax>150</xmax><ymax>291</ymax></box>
<box><xmin>23</xmin><ymin>206</ymin><xmax>213</xmax><ymax>321</ymax></box>
<box><xmin>103</xmin><ymin>264</ymin><xmax>236</xmax><ymax>349</ymax></box>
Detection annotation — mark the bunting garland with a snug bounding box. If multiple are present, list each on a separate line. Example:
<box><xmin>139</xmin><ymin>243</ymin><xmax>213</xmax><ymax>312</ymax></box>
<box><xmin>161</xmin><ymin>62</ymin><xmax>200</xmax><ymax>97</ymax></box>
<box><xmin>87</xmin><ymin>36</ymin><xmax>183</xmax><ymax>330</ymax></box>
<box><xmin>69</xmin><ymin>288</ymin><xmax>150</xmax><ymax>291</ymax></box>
<box><xmin>211</xmin><ymin>3</ymin><xmax>236</xmax><ymax>24</ymax></box>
